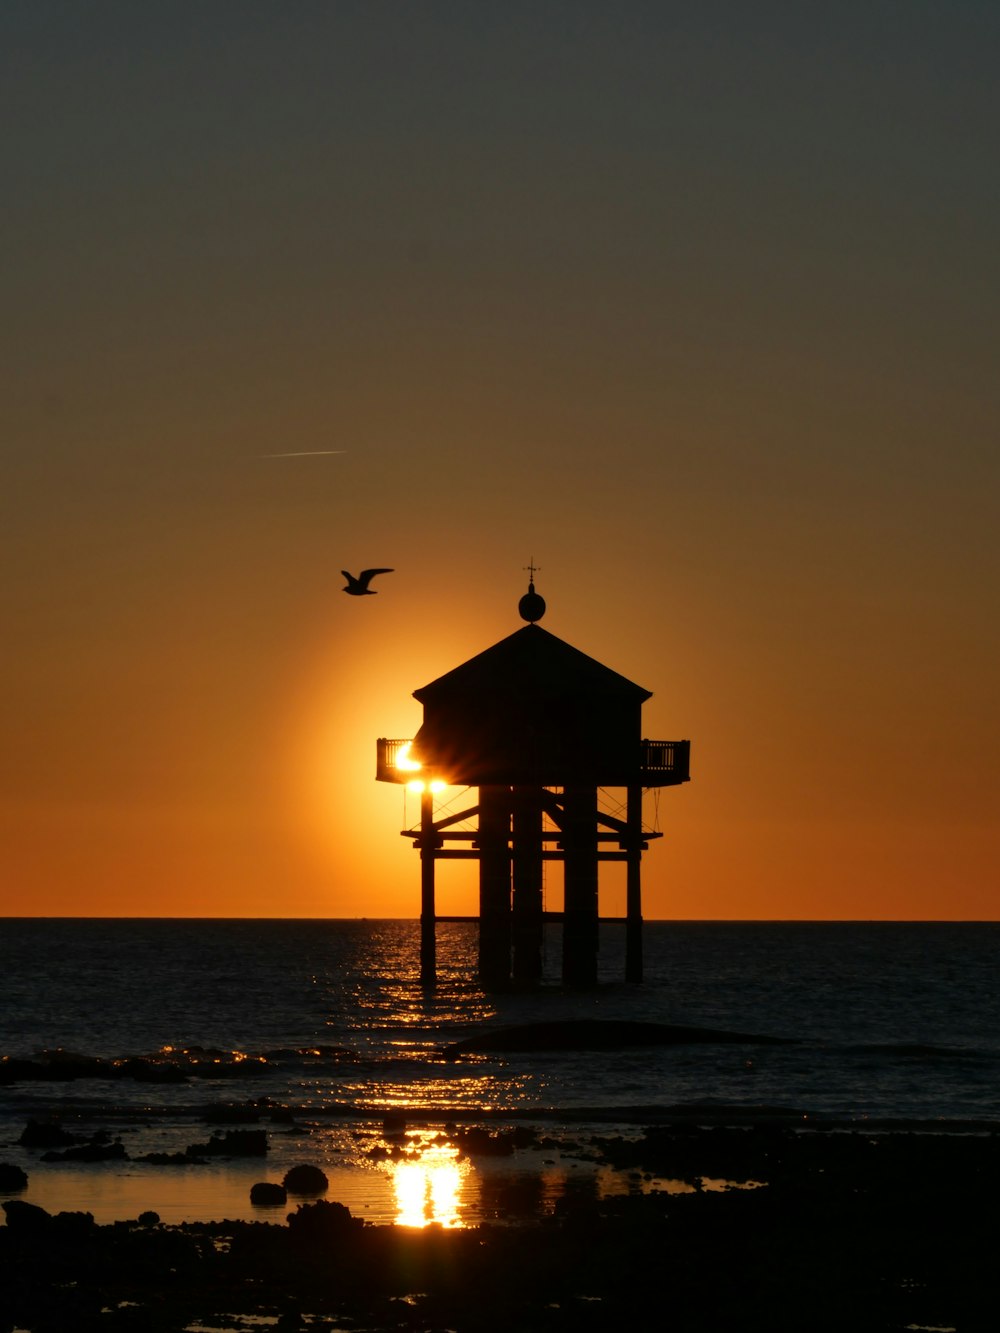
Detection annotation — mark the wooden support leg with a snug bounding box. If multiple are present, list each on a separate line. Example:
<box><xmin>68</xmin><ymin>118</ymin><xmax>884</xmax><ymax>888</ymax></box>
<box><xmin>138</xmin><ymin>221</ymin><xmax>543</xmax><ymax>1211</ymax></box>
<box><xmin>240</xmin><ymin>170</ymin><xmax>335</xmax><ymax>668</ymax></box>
<box><xmin>478</xmin><ymin>785</ymin><xmax>512</xmax><ymax>990</ymax></box>
<box><xmin>625</xmin><ymin>783</ymin><xmax>643</xmax><ymax>983</ymax></box>
<box><xmin>419</xmin><ymin>788</ymin><xmax>436</xmax><ymax>987</ymax></box>
<box><xmin>512</xmin><ymin>788</ymin><xmax>544</xmax><ymax>984</ymax></box>
<box><xmin>562</xmin><ymin>785</ymin><xmax>598</xmax><ymax>988</ymax></box>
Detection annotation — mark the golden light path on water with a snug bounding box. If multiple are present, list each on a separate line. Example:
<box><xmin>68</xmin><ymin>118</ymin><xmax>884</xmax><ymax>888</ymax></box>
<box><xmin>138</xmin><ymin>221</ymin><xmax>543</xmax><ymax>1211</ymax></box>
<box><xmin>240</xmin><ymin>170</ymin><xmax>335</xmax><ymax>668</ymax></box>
<box><xmin>309</xmin><ymin>1068</ymin><xmax>535</xmax><ymax>1114</ymax></box>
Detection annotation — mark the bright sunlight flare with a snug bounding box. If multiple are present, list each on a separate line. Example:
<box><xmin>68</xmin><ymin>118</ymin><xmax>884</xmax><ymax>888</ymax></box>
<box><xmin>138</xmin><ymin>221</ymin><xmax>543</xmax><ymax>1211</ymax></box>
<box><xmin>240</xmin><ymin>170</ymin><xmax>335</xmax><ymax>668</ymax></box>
<box><xmin>386</xmin><ymin>1142</ymin><xmax>470</xmax><ymax>1228</ymax></box>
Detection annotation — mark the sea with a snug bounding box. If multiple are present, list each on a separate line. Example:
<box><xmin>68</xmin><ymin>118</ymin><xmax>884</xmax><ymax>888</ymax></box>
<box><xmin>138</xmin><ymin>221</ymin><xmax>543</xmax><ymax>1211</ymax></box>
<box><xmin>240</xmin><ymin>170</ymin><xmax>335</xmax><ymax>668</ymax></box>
<box><xmin>3</xmin><ymin>918</ymin><xmax>1000</xmax><ymax>1226</ymax></box>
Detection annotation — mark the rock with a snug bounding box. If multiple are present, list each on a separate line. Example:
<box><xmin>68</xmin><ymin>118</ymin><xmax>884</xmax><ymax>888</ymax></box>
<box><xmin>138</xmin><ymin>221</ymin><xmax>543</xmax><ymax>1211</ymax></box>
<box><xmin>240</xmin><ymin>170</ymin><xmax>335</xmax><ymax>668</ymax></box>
<box><xmin>2</xmin><ymin>1056</ymin><xmax>109</xmax><ymax>1083</ymax></box>
<box><xmin>282</xmin><ymin>1164</ymin><xmax>329</xmax><ymax>1194</ymax></box>
<box><xmin>286</xmin><ymin>1199</ymin><xmax>357</xmax><ymax>1244</ymax></box>
<box><xmin>18</xmin><ymin>1119</ymin><xmax>78</xmax><ymax>1148</ymax></box>
<box><xmin>2</xmin><ymin>1199</ymin><xmax>51</xmax><ymax>1232</ymax></box>
<box><xmin>52</xmin><ymin>1210</ymin><xmax>96</xmax><ymax>1239</ymax></box>
<box><xmin>116</xmin><ymin>1057</ymin><xmax>188</xmax><ymax>1083</ymax></box>
<box><xmin>136</xmin><ymin>1151</ymin><xmax>207</xmax><ymax>1165</ymax></box>
<box><xmin>250</xmin><ymin>1181</ymin><xmax>288</xmax><ymax>1205</ymax></box>
<box><xmin>36</xmin><ymin>1053</ymin><xmax>109</xmax><ymax>1080</ymax></box>
<box><xmin>0</xmin><ymin>1162</ymin><xmax>28</xmax><ymax>1191</ymax></box>
<box><xmin>442</xmin><ymin>1019</ymin><xmax>795</xmax><ymax>1058</ymax></box>
<box><xmin>0</xmin><ymin>1058</ymin><xmax>43</xmax><ymax>1085</ymax></box>
<box><xmin>184</xmin><ymin>1129</ymin><xmax>267</xmax><ymax>1158</ymax></box>
<box><xmin>455</xmin><ymin>1127</ymin><xmax>515</xmax><ymax>1156</ymax></box>
<box><xmin>203</xmin><ymin>1105</ymin><xmax>260</xmax><ymax>1124</ymax></box>
<box><xmin>41</xmin><ymin>1139</ymin><xmax>128</xmax><ymax>1163</ymax></box>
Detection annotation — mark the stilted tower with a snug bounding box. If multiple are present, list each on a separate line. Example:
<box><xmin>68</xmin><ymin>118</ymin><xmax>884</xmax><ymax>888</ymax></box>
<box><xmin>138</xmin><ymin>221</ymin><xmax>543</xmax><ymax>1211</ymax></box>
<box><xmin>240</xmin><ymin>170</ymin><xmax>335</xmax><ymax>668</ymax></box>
<box><xmin>376</xmin><ymin>579</ymin><xmax>690</xmax><ymax>988</ymax></box>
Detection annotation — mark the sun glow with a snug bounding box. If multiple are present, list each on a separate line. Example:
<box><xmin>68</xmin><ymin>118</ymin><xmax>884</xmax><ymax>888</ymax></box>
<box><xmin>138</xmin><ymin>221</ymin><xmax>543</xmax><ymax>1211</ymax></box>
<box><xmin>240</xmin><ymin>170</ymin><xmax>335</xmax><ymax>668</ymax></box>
<box><xmin>394</xmin><ymin>742</ymin><xmax>447</xmax><ymax>794</ymax></box>
<box><xmin>395</xmin><ymin>743</ymin><xmax>422</xmax><ymax>772</ymax></box>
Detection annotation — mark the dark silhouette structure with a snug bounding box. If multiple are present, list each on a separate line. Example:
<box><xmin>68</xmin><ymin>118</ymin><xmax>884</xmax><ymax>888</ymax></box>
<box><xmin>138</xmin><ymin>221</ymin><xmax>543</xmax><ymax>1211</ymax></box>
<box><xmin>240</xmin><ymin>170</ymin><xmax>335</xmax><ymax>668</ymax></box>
<box><xmin>376</xmin><ymin>579</ymin><xmax>690</xmax><ymax>988</ymax></box>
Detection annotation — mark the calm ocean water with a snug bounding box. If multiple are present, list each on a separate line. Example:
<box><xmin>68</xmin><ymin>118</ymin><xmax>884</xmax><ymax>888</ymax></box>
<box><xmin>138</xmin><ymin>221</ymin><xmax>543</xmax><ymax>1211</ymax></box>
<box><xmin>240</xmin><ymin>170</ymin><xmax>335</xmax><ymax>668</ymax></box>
<box><xmin>3</xmin><ymin>918</ymin><xmax>1000</xmax><ymax>1126</ymax></box>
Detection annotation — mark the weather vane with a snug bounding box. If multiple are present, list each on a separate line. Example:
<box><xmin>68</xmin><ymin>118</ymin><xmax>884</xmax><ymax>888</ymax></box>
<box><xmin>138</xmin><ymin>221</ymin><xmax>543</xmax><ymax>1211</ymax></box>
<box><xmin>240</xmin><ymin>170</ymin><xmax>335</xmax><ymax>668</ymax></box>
<box><xmin>518</xmin><ymin>559</ymin><xmax>545</xmax><ymax>623</ymax></box>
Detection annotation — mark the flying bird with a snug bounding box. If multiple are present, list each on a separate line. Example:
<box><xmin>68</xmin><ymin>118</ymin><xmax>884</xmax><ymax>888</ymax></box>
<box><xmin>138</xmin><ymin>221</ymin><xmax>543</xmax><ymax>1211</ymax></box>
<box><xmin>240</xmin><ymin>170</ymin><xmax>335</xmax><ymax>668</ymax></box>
<box><xmin>342</xmin><ymin>568</ymin><xmax>394</xmax><ymax>595</ymax></box>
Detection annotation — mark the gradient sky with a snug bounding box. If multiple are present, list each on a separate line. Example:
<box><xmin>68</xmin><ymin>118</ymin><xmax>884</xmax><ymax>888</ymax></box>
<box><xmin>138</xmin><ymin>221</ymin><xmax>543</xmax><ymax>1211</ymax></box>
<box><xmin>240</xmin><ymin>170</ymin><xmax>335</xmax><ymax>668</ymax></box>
<box><xmin>3</xmin><ymin>2</ymin><xmax>998</xmax><ymax>920</ymax></box>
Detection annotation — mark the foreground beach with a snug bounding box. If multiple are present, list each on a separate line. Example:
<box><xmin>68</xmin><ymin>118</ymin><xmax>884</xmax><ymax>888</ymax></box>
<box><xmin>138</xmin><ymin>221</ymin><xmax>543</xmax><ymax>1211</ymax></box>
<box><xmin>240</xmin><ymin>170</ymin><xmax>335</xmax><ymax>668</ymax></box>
<box><xmin>4</xmin><ymin>1119</ymin><xmax>998</xmax><ymax>1332</ymax></box>
<box><xmin>5</xmin><ymin>923</ymin><xmax>1000</xmax><ymax>1329</ymax></box>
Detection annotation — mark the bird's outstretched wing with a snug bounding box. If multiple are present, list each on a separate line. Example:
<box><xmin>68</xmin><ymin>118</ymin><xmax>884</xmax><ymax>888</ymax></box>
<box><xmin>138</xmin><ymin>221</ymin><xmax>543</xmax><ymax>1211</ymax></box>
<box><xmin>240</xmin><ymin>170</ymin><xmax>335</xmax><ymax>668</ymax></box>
<box><xmin>342</xmin><ymin>567</ymin><xmax>394</xmax><ymax>594</ymax></box>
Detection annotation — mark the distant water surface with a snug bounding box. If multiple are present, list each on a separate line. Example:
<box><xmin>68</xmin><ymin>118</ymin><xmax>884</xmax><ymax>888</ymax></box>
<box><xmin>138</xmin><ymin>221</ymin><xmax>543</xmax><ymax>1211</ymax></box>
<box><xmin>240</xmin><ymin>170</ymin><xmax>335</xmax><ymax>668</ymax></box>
<box><xmin>3</xmin><ymin>918</ymin><xmax>1000</xmax><ymax>1126</ymax></box>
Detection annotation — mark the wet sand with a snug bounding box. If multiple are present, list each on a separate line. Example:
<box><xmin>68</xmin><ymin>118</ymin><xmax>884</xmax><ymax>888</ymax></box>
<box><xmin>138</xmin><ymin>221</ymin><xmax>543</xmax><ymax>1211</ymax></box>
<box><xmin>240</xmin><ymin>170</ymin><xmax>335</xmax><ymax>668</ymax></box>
<box><xmin>3</xmin><ymin>1120</ymin><xmax>999</xmax><ymax>1331</ymax></box>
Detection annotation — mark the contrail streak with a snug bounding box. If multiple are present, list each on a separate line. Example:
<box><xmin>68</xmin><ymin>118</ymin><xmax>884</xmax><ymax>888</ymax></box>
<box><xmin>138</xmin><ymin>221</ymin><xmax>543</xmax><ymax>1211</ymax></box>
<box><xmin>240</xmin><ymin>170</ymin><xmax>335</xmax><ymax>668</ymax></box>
<box><xmin>260</xmin><ymin>450</ymin><xmax>347</xmax><ymax>457</ymax></box>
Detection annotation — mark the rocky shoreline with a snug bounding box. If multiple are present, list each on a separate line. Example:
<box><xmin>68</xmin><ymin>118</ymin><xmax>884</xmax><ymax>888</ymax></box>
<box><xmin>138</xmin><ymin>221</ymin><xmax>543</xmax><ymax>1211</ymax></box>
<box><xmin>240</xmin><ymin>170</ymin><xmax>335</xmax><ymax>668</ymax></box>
<box><xmin>3</xmin><ymin>1123</ymin><xmax>999</xmax><ymax>1331</ymax></box>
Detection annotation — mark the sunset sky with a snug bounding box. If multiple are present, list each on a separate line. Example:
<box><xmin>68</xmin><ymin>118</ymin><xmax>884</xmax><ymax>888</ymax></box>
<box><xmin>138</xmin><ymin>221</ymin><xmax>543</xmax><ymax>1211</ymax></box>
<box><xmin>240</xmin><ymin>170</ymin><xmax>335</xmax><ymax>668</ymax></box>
<box><xmin>3</xmin><ymin>2</ymin><xmax>998</xmax><ymax>920</ymax></box>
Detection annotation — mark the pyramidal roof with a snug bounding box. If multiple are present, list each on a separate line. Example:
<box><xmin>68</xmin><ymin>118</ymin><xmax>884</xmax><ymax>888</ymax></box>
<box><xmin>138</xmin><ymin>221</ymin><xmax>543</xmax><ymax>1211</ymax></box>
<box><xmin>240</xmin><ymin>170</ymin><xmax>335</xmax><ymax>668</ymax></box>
<box><xmin>413</xmin><ymin>624</ymin><xmax>651</xmax><ymax>703</ymax></box>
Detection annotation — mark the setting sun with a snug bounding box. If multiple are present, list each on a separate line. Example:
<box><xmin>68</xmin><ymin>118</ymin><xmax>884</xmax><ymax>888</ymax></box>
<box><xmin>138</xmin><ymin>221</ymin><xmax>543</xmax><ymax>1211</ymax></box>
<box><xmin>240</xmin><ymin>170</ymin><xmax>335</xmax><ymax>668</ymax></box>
<box><xmin>395</xmin><ymin>743</ymin><xmax>422</xmax><ymax>773</ymax></box>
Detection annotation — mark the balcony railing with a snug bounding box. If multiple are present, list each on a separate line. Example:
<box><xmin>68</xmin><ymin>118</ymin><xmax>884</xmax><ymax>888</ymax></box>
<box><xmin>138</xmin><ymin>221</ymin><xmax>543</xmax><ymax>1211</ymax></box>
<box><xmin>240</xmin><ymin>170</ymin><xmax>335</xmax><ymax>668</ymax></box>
<box><xmin>640</xmin><ymin>739</ymin><xmax>691</xmax><ymax>782</ymax></box>
<box><xmin>377</xmin><ymin>737</ymin><xmax>690</xmax><ymax>785</ymax></box>
<box><xmin>376</xmin><ymin>739</ymin><xmax>416</xmax><ymax>780</ymax></box>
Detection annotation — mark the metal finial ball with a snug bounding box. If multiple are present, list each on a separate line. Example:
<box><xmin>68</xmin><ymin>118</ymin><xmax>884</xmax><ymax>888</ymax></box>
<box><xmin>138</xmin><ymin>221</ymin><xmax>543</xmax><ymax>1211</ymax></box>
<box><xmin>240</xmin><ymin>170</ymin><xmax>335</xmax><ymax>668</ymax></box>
<box><xmin>519</xmin><ymin>584</ymin><xmax>546</xmax><ymax>623</ymax></box>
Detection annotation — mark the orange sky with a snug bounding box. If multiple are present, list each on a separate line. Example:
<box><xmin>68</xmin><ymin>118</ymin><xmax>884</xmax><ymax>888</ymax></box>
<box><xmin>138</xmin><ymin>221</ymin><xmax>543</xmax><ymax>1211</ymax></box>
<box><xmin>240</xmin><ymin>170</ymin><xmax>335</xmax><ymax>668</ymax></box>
<box><xmin>2</xmin><ymin>4</ymin><xmax>998</xmax><ymax>919</ymax></box>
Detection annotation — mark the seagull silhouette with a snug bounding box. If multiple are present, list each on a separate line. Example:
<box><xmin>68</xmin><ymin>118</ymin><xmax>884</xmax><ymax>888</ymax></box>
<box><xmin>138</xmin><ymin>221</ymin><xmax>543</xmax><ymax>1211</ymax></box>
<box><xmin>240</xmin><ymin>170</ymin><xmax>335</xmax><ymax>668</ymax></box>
<box><xmin>342</xmin><ymin>568</ymin><xmax>394</xmax><ymax>595</ymax></box>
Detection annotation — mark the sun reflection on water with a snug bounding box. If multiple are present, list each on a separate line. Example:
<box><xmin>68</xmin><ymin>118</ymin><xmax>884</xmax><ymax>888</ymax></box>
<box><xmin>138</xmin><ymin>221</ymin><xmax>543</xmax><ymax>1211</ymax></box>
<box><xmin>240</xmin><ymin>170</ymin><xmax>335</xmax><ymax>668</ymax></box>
<box><xmin>383</xmin><ymin>1140</ymin><xmax>470</xmax><ymax>1228</ymax></box>
<box><xmin>315</xmin><ymin>1070</ymin><xmax>526</xmax><ymax>1114</ymax></box>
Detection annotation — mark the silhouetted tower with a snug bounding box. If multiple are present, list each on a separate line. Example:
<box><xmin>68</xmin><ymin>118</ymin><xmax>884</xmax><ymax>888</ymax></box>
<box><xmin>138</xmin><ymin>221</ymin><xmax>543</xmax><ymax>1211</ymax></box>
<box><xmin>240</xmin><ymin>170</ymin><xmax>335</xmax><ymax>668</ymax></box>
<box><xmin>376</xmin><ymin>579</ymin><xmax>690</xmax><ymax>988</ymax></box>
